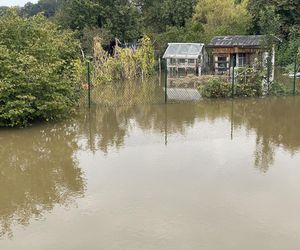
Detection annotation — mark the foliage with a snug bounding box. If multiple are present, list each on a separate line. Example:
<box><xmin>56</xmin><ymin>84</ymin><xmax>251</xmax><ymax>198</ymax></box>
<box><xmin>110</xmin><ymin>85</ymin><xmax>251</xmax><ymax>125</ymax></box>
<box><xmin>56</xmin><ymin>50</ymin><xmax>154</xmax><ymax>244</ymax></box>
<box><xmin>0</xmin><ymin>6</ymin><xmax>9</xmax><ymax>16</ymax></box>
<box><xmin>54</xmin><ymin>0</ymin><xmax>142</xmax><ymax>43</ymax></box>
<box><xmin>247</xmin><ymin>0</ymin><xmax>300</xmax><ymax>39</ymax></box>
<box><xmin>21</xmin><ymin>0</ymin><xmax>63</xmax><ymax>18</ymax></box>
<box><xmin>54</xmin><ymin>0</ymin><xmax>102</xmax><ymax>31</ymax></box>
<box><xmin>235</xmin><ymin>66</ymin><xmax>264</xmax><ymax>96</ymax></box>
<box><xmin>135</xmin><ymin>36</ymin><xmax>156</xmax><ymax>76</ymax></box>
<box><xmin>140</xmin><ymin>0</ymin><xmax>197</xmax><ymax>33</ymax></box>
<box><xmin>269</xmin><ymin>81</ymin><xmax>290</xmax><ymax>95</ymax></box>
<box><xmin>6</xmin><ymin>0</ymin><xmax>297</xmax><ymax>68</ymax></box>
<box><xmin>0</xmin><ymin>10</ymin><xmax>81</xmax><ymax>127</ymax></box>
<box><xmin>192</xmin><ymin>0</ymin><xmax>251</xmax><ymax>42</ymax></box>
<box><xmin>92</xmin><ymin>35</ymin><xmax>155</xmax><ymax>85</ymax></box>
<box><xmin>81</xmin><ymin>26</ymin><xmax>112</xmax><ymax>57</ymax></box>
<box><xmin>200</xmin><ymin>64</ymin><xmax>266</xmax><ymax>98</ymax></box>
<box><xmin>199</xmin><ymin>79</ymin><xmax>231</xmax><ymax>98</ymax></box>
<box><xmin>277</xmin><ymin>37</ymin><xmax>300</xmax><ymax>66</ymax></box>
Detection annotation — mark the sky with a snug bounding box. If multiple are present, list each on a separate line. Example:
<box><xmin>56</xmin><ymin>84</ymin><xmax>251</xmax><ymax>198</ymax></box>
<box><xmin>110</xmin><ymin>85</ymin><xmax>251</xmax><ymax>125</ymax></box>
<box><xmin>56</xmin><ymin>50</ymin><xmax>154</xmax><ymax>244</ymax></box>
<box><xmin>0</xmin><ymin>0</ymin><xmax>38</xmax><ymax>6</ymax></box>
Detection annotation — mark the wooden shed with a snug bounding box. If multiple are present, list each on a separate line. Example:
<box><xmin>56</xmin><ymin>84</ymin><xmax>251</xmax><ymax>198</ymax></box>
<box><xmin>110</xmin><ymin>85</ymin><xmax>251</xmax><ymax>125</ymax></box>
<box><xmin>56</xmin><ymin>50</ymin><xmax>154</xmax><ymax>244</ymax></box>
<box><xmin>163</xmin><ymin>43</ymin><xmax>207</xmax><ymax>76</ymax></box>
<box><xmin>207</xmin><ymin>35</ymin><xmax>271</xmax><ymax>75</ymax></box>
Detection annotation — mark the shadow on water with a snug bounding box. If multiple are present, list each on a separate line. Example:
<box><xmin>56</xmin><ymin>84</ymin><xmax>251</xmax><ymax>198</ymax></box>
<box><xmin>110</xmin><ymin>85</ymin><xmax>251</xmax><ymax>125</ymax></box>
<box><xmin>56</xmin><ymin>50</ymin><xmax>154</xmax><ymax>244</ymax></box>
<box><xmin>0</xmin><ymin>122</ymin><xmax>86</xmax><ymax>238</ymax></box>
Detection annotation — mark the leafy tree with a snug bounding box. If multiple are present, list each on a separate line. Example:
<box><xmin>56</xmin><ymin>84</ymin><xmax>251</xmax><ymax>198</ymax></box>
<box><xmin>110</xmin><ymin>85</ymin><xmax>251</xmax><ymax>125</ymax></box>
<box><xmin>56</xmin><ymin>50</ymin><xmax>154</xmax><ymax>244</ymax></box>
<box><xmin>54</xmin><ymin>0</ymin><xmax>102</xmax><ymax>31</ymax></box>
<box><xmin>192</xmin><ymin>0</ymin><xmax>251</xmax><ymax>42</ymax></box>
<box><xmin>55</xmin><ymin>0</ymin><xmax>142</xmax><ymax>43</ymax></box>
<box><xmin>21</xmin><ymin>0</ymin><xmax>63</xmax><ymax>17</ymax></box>
<box><xmin>248</xmin><ymin>0</ymin><xmax>300</xmax><ymax>38</ymax></box>
<box><xmin>140</xmin><ymin>0</ymin><xmax>197</xmax><ymax>33</ymax></box>
<box><xmin>0</xmin><ymin>10</ymin><xmax>81</xmax><ymax>127</ymax></box>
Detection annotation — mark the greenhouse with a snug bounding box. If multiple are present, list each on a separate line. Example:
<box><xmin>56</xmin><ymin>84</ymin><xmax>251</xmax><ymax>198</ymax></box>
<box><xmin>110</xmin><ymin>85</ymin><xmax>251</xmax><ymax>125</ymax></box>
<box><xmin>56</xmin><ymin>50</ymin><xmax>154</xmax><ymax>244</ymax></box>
<box><xmin>163</xmin><ymin>43</ymin><xmax>207</xmax><ymax>76</ymax></box>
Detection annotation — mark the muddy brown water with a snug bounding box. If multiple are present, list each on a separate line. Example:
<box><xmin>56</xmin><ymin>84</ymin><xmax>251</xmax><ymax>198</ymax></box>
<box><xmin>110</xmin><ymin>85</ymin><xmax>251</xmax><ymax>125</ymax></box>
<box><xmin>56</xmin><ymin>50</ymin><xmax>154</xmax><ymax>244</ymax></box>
<box><xmin>1</xmin><ymin>96</ymin><xmax>300</xmax><ymax>250</ymax></box>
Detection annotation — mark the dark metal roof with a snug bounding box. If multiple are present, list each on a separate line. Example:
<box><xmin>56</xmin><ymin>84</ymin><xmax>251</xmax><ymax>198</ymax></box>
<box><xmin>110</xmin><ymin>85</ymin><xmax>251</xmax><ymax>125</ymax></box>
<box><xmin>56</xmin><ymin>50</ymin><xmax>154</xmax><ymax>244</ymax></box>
<box><xmin>208</xmin><ymin>35</ymin><xmax>266</xmax><ymax>48</ymax></box>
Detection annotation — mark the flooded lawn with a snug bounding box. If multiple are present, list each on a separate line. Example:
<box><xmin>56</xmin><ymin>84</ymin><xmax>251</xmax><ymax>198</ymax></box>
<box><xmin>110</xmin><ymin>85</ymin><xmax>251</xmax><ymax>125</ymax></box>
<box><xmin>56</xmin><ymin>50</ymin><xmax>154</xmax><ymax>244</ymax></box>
<box><xmin>1</xmin><ymin>96</ymin><xmax>300</xmax><ymax>249</ymax></box>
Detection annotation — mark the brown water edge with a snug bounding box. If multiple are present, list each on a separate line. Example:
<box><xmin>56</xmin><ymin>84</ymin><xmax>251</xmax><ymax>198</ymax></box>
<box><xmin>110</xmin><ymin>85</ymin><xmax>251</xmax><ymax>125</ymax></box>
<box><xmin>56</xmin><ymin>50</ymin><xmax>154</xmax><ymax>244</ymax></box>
<box><xmin>1</xmin><ymin>96</ymin><xmax>300</xmax><ymax>249</ymax></box>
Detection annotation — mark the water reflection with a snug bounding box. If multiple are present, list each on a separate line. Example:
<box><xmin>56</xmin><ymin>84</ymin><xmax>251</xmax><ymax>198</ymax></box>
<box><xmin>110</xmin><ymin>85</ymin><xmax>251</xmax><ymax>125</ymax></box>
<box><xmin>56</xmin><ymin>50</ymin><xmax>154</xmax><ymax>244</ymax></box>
<box><xmin>1</xmin><ymin>96</ymin><xmax>300</xmax><ymax>239</ymax></box>
<box><xmin>80</xmin><ymin>96</ymin><xmax>300</xmax><ymax>172</ymax></box>
<box><xmin>0</xmin><ymin>123</ymin><xmax>85</xmax><ymax>238</ymax></box>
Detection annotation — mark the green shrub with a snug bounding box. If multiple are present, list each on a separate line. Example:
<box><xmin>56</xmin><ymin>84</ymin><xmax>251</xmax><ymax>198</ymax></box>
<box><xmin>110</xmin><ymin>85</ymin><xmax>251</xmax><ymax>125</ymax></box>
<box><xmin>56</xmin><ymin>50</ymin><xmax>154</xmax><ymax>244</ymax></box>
<box><xmin>269</xmin><ymin>81</ymin><xmax>291</xmax><ymax>95</ymax></box>
<box><xmin>199</xmin><ymin>79</ymin><xmax>231</xmax><ymax>98</ymax></box>
<box><xmin>235</xmin><ymin>82</ymin><xmax>263</xmax><ymax>97</ymax></box>
<box><xmin>200</xmin><ymin>64</ymin><xmax>266</xmax><ymax>99</ymax></box>
<box><xmin>0</xmin><ymin>10</ymin><xmax>81</xmax><ymax>127</ymax></box>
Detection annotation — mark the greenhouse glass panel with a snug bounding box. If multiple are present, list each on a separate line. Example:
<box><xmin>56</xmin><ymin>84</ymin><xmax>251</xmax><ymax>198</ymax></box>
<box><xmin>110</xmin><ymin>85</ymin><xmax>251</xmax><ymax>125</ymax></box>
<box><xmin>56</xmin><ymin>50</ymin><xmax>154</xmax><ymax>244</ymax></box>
<box><xmin>163</xmin><ymin>43</ymin><xmax>204</xmax><ymax>59</ymax></box>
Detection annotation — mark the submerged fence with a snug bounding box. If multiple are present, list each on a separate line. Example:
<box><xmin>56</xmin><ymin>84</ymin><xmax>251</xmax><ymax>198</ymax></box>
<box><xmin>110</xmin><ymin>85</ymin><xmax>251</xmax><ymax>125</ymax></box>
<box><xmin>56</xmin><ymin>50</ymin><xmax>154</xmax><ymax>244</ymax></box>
<box><xmin>83</xmin><ymin>60</ymin><xmax>300</xmax><ymax>107</ymax></box>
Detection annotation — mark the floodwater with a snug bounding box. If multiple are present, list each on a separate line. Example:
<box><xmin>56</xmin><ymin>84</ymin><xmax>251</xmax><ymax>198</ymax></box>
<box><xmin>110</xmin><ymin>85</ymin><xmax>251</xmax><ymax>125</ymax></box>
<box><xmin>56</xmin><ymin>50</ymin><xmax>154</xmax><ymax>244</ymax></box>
<box><xmin>1</xmin><ymin>96</ymin><xmax>300</xmax><ymax>250</ymax></box>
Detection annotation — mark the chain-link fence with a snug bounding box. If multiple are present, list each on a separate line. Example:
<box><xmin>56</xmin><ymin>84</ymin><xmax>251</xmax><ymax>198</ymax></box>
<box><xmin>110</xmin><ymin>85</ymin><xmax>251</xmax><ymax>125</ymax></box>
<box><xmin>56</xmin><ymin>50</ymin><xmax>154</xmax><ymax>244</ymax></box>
<box><xmin>83</xmin><ymin>76</ymin><xmax>166</xmax><ymax>107</ymax></box>
<box><xmin>82</xmin><ymin>63</ymin><xmax>300</xmax><ymax>107</ymax></box>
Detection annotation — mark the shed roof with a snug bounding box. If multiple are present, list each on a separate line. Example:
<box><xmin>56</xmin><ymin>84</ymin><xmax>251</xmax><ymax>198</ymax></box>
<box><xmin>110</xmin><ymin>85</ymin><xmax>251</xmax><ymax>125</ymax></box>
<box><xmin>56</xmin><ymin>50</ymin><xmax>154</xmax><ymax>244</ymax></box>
<box><xmin>208</xmin><ymin>35</ymin><xmax>266</xmax><ymax>48</ymax></box>
<box><xmin>163</xmin><ymin>43</ymin><xmax>204</xmax><ymax>59</ymax></box>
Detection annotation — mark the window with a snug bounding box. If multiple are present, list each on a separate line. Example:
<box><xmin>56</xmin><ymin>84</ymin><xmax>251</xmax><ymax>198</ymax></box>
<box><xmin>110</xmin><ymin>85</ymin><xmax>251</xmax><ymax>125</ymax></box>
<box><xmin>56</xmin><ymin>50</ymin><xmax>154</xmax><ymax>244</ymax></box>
<box><xmin>170</xmin><ymin>58</ymin><xmax>176</xmax><ymax>65</ymax></box>
<box><xmin>215</xmin><ymin>54</ymin><xmax>229</xmax><ymax>74</ymax></box>
<box><xmin>217</xmin><ymin>62</ymin><xmax>227</xmax><ymax>71</ymax></box>
<box><xmin>217</xmin><ymin>56</ymin><xmax>227</xmax><ymax>62</ymax></box>
<box><xmin>178</xmin><ymin>59</ymin><xmax>186</xmax><ymax>64</ymax></box>
<box><xmin>238</xmin><ymin>53</ymin><xmax>246</xmax><ymax>67</ymax></box>
<box><xmin>188</xmin><ymin>59</ymin><xmax>195</xmax><ymax>64</ymax></box>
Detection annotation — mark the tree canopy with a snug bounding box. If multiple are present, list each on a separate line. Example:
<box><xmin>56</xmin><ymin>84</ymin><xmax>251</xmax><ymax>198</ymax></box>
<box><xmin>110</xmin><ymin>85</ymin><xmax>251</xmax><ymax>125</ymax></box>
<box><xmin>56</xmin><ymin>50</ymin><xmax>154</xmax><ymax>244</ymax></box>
<box><xmin>2</xmin><ymin>0</ymin><xmax>296</xmax><ymax>59</ymax></box>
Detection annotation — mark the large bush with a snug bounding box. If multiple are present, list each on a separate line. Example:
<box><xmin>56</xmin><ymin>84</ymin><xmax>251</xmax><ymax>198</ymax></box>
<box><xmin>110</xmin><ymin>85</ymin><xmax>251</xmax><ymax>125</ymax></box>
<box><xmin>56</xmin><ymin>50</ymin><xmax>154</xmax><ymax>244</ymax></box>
<box><xmin>199</xmin><ymin>79</ymin><xmax>231</xmax><ymax>98</ymax></box>
<box><xmin>0</xmin><ymin>10</ymin><xmax>81</xmax><ymax>127</ymax></box>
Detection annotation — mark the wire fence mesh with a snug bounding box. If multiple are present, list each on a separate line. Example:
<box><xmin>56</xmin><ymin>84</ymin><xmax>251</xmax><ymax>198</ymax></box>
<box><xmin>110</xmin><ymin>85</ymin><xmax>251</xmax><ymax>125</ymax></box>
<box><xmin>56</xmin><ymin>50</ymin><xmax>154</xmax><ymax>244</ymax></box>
<box><xmin>82</xmin><ymin>65</ymin><xmax>300</xmax><ymax>107</ymax></box>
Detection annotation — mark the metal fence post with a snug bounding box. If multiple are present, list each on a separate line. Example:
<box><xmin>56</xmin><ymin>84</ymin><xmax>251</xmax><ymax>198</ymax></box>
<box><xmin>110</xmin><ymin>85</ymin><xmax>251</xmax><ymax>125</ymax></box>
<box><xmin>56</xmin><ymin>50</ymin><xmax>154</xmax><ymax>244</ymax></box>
<box><xmin>87</xmin><ymin>60</ymin><xmax>91</xmax><ymax>108</ymax></box>
<box><xmin>231</xmin><ymin>56</ymin><xmax>235</xmax><ymax>98</ymax></box>
<box><xmin>164</xmin><ymin>60</ymin><xmax>168</xmax><ymax>104</ymax></box>
<box><xmin>293</xmin><ymin>49</ymin><xmax>297</xmax><ymax>95</ymax></box>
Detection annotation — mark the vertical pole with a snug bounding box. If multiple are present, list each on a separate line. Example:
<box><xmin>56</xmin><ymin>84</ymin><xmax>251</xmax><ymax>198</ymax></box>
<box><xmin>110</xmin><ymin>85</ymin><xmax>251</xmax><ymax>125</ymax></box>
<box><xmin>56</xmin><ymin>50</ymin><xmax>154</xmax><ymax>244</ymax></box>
<box><xmin>87</xmin><ymin>60</ymin><xmax>91</xmax><ymax>108</ymax></box>
<box><xmin>293</xmin><ymin>49</ymin><xmax>297</xmax><ymax>95</ymax></box>
<box><xmin>159</xmin><ymin>57</ymin><xmax>162</xmax><ymax>77</ymax></box>
<box><xmin>164</xmin><ymin>60</ymin><xmax>168</xmax><ymax>104</ymax></box>
<box><xmin>231</xmin><ymin>100</ymin><xmax>234</xmax><ymax>140</ymax></box>
<box><xmin>164</xmin><ymin>104</ymin><xmax>168</xmax><ymax>146</ymax></box>
<box><xmin>271</xmin><ymin>45</ymin><xmax>275</xmax><ymax>83</ymax></box>
<box><xmin>267</xmin><ymin>52</ymin><xmax>271</xmax><ymax>94</ymax></box>
<box><xmin>231</xmin><ymin>56</ymin><xmax>235</xmax><ymax>98</ymax></box>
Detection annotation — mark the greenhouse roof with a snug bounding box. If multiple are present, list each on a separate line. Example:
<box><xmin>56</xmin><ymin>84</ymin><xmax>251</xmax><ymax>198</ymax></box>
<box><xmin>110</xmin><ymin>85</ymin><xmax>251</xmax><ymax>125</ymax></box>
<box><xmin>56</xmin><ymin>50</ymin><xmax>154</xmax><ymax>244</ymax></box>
<box><xmin>163</xmin><ymin>43</ymin><xmax>204</xmax><ymax>59</ymax></box>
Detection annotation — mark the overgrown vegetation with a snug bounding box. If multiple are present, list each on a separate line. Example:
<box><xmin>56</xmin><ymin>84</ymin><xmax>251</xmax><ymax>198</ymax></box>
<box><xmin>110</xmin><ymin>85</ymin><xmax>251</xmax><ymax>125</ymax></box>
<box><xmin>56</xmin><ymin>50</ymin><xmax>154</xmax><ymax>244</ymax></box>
<box><xmin>0</xmin><ymin>10</ymin><xmax>81</xmax><ymax>127</ymax></box>
<box><xmin>92</xmin><ymin>35</ymin><xmax>155</xmax><ymax>85</ymax></box>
